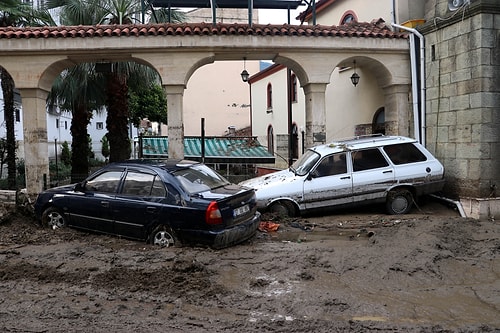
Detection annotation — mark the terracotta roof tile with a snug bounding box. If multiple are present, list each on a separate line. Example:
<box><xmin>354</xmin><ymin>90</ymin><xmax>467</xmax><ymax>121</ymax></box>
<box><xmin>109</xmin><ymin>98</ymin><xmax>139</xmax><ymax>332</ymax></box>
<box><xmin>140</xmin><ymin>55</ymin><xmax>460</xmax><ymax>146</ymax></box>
<box><xmin>0</xmin><ymin>21</ymin><xmax>406</xmax><ymax>40</ymax></box>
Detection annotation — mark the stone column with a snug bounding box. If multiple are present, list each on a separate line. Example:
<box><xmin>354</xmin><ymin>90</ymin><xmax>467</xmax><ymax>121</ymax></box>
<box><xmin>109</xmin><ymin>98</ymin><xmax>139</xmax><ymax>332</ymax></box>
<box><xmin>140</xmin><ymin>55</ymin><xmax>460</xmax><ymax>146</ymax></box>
<box><xmin>303</xmin><ymin>83</ymin><xmax>328</xmax><ymax>148</ymax></box>
<box><xmin>19</xmin><ymin>88</ymin><xmax>50</xmax><ymax>195</ymax></box>
<box><xmin>163</xmin><ymin>85</ymin><xmax>185</xmax><ymax>159</ymax></box>
<box><xmin>383</xmin><ymin>84</ymin><xmax>411</xmax><ymax>137</ymax></box>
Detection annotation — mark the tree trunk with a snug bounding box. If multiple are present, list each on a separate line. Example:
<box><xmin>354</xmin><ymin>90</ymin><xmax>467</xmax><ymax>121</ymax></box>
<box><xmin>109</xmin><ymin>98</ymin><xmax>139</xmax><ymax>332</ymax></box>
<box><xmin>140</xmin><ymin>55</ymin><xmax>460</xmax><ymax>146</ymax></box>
<box><xmin>1</xmin><ymin>68</ymin><xmax>17</xmax><ymax>190</ymax></box>
<box><xmin>106</xmin><ymin>71</ymin><xmax>131</xmax><ymax>162</ymax></box>
<box><xmin>70</xmin><ymin>101</ymin><xmax>92</xmax><ymax>183</ymax></box>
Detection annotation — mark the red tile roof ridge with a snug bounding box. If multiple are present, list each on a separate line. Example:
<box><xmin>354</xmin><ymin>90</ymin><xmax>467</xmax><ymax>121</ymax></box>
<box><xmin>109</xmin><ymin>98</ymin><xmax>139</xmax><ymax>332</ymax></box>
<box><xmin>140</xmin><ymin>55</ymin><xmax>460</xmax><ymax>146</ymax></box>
<box><xmin>0</xmin><ymin>21</ymin><xmax>407</xmax><ymax>39</ymax></box>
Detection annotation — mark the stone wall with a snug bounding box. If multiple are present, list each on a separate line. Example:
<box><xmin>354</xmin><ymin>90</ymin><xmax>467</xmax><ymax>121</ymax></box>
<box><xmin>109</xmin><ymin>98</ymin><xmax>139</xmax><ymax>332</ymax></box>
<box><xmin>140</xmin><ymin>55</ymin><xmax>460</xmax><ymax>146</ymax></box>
<box><xmin>0</xmin><ymin>190</ymin><xmax>17</xmax><ymax>220</ymax></box>
<box><xmin>421</xmin><ymin>0</ymin><xmax>499</xmax><ymax>201</ymax></box>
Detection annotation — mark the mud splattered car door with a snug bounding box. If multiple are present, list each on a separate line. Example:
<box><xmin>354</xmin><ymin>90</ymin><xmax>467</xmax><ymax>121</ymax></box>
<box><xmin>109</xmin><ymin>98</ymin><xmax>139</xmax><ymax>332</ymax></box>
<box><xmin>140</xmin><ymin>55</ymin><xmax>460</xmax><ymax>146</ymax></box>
<box><xmin>350</xmin><ymin>148</ymin><xmax>395</xmax><ymax>202</ymax></box>
<box><xmin>303</xmin><ymin>152</ymin><xmax>353</xmax><ymax>210</ymax></box>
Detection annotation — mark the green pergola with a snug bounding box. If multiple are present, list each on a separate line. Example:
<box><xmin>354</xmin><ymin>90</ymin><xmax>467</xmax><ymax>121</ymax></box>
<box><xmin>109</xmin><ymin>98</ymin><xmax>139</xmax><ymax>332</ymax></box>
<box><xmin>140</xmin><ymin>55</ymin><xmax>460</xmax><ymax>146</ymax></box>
<box><xmin>139</xmin><ymin>136</ymin><xmax>275</xmax><ymax>164</ymax></box>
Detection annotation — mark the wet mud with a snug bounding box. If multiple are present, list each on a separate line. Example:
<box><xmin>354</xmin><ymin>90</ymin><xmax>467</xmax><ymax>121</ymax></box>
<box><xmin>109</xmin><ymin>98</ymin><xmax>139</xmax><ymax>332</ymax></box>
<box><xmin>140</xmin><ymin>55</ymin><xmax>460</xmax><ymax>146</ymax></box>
<box><xmin>0</xmin><ymin>200</ymin><xmax>499</xmax><ymax>332</ymax></box>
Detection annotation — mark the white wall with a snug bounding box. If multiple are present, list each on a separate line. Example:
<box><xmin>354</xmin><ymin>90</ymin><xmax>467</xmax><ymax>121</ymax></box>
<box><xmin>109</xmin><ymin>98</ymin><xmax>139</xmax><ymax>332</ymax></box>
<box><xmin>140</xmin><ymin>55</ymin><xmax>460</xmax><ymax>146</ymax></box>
<box><xmin>183</xmin><ymin>60</ymin><xmax>260</xmax><ymax>136</ymax></box>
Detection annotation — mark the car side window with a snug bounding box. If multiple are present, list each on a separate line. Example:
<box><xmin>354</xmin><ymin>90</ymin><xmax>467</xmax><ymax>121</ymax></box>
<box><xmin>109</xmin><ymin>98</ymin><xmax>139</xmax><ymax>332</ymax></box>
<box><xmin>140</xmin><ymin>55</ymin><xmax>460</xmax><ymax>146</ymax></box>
<box><xmin>122</xmin><ymin>171</ymin><xmax>156</xmax><ymax>196</ymax></box>
<box><xmin>352</xmin><ymin>148</ymin><xmax>389</xmax><ymax>172</ymax></box>
<box><xmin>383</xmin><ymin>143</ymin><xmax>427</xmax><ymax>165</ymax></box>
<box><xmin>85</xmin><ymin>171</ymin><xmax>122</xmax><ymax>193</ymax></box>
<box><xmin>314</xmin><ymin>153</ymin><xmax>348</xmax><ymax>177</ymax></box>
<box><xmin>151</xmin><ymin>177</ymin><xmax>167</xmax><ymax>197</ymax></box>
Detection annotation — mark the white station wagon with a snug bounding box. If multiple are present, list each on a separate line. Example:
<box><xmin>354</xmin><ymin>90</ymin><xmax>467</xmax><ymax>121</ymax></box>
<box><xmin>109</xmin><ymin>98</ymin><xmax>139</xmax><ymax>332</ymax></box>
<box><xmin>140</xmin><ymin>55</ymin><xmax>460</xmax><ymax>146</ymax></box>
<box><xmin>240</xmin><ymin>135</ymin><xmax>445</xmax><ymax>216</ymax></box>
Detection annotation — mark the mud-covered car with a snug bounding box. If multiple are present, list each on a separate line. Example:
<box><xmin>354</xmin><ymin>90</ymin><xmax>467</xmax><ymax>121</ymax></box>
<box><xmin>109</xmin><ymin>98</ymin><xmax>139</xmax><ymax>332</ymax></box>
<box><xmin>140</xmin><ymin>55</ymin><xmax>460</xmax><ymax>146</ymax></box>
<box><xmin>34</xmin><ymin>159</ymin><xmax>260</xmax><ymax>249</ymax></box>
<box><xmin>240</xmin><ymin>135</ymin><xmax>445</xmax><ymax>216</ymax></box>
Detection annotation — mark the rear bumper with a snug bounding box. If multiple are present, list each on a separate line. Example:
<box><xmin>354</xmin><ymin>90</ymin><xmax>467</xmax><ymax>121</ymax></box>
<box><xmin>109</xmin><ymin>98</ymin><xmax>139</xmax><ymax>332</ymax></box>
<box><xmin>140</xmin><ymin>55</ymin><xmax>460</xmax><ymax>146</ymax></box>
<box><xmin>414</xmin><ymin>179</ymin><xmax>446</xmax><ymax>196</ymax></box>
<box><xmin>178</xmin><ymin>212</ymin><xmax>261</xmax><ymax>249</ymax></box>
<box><xmin>213</xmin><ymin>212</ymin><xmax>261</xmax><ymax>249</ymax></box>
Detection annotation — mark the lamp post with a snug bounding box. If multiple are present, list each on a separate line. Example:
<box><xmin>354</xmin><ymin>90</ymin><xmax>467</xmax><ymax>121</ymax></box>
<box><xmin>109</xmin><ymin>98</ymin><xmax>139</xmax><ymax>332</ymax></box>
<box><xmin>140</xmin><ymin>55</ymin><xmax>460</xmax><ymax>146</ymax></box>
<box><xmin>350</xmin><ymin>60</ymin><xmax>360</xmax><ymax>87</ymax></box>
<box><xmin>240</xmin><ymin>57</ymin><xmax>249</xmax><ymax>82</ymax></box>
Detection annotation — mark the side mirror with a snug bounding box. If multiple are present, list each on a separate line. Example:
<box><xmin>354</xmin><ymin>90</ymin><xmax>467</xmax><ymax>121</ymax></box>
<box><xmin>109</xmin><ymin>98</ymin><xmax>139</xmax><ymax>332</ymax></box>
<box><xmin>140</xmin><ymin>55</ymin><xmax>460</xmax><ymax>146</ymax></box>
<box><xmin>74</xmin><ymin>182</ymin><xmax>85</xmax><ymax>192</ymax></box>
<box><xmin>308</xmin><ymin>170</ymin><xmax>319</xmax><ymax>180</ymax></box>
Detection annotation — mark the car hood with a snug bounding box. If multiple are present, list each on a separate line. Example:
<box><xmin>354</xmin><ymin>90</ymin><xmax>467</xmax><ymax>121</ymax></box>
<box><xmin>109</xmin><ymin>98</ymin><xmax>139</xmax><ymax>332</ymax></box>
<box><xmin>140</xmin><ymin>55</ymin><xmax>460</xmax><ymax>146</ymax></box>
<box><xmin>239</xmin><ymin>169</ymin><xmax>301</xmax><ymax>190</ymax></box>
<box><xmin>41</xmin><ymin>183</ymin><xmax>78</xmax><ymax>194</ymax></box>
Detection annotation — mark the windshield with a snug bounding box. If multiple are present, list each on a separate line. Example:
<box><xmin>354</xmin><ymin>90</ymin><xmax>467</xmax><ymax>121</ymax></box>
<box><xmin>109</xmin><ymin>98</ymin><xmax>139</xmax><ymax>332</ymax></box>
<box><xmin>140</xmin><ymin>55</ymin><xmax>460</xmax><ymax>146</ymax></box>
<box><xmin>173</xmin><ymin>164</ymin><xmax>231</xmax><ymax>194</ymax></box>
<box><xmin>291</xmin><ymin>150</ymin><xmax>321</xmax><ymax>176</ymax></box>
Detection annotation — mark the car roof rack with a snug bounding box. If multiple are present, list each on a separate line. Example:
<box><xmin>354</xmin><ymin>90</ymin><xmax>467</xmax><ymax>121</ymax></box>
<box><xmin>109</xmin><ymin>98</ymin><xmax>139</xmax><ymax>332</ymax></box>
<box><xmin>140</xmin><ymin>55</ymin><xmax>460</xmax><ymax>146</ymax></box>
<box><xmin>332</xmin><ymin>133</ymin><xmax>385</xmax><ymax>143</ymax></box>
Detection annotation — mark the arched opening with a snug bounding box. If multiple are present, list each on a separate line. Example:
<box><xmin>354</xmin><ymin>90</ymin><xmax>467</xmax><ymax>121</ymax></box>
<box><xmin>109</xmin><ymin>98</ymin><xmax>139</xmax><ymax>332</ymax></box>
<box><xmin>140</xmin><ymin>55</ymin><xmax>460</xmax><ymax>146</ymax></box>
<box><xmin>291</xmin><ymin>73</ymin><xmax>298</xmax><ymax>103</ymax></box>
<box><xmin>291</xmin><ymin>123</ymin><xmax>299</xmax><ymax>159</ymax></box>
<box><xmin>266</xmin><ymin>82</ymin><xmax>273</xmax><ymax>111</ymax></box>
<box><xmin>372</xmin><ymin>107</ymin><xmax>385</xmax><ymax>135</ymax></box>
<box><xmin>340</xmin><ymin>11</ymin><xmax>358</xmax><ymax>25</ymax></box>
<box><xmin>267</xmin><ymin>124</ymin><xmax>274</xmax><ymax>154</ymax></box>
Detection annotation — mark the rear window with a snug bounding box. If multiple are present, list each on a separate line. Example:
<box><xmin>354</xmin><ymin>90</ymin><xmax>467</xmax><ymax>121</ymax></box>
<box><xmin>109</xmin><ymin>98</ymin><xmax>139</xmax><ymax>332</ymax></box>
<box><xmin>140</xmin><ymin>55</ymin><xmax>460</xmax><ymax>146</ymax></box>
<box><xmin>383</xmin><ymin>143</ymin><xmax>427</xmax><ymax>165</ymax></box>
<box><xmin>173</xmin><ymin>164</ymin><xmax>230</xmax><ymax>194</ymax></box>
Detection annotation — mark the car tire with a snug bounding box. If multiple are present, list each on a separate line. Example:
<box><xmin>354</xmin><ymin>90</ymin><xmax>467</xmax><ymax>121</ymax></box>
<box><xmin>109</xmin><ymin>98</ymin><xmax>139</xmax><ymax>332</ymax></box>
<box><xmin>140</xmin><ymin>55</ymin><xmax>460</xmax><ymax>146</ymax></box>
<box><xmin>268</xmin><ymin>201</ymin><xmax>296</xmax><ymax>217</ymax></box>
<box><xmin>386</xmin><ymin>189</ymin><xmax>413</xmax><ymax>215</ymax></box>
<box><xmin>41</xmin><ymin>207</ymin><xmax>67</xmax><ymax>229</ymax></box>
<box><xmin>150</xmin><ymin>225</ymin><xmax>178</xmax><ymax>247</ymax></box>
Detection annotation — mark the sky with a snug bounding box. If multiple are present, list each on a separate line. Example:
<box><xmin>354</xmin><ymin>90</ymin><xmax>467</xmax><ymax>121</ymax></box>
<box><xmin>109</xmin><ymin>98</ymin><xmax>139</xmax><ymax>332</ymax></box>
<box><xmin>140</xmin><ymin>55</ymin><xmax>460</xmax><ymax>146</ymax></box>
<box><xmin>258</xmin><ymin>8</ymin><xmax>302</xmax><ymax>25</ymax></box>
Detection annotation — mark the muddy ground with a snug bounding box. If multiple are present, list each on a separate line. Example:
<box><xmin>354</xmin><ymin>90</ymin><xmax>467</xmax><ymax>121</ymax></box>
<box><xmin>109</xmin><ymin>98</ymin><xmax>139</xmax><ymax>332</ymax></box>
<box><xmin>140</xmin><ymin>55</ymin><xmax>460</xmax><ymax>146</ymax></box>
<box><xmin>0</xmin><ymin>199</ymin><xmax>499</xmax><ymax>333</ymax></box>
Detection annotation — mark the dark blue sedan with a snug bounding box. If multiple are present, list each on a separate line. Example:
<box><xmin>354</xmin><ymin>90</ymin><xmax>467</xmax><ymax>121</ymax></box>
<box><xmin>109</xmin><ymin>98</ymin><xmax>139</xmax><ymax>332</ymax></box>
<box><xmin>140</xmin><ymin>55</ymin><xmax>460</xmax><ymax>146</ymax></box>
<box><xmin>34</xmin><ymin>159</ymin><xmax>260</xmax><ymax>249</ymax></box>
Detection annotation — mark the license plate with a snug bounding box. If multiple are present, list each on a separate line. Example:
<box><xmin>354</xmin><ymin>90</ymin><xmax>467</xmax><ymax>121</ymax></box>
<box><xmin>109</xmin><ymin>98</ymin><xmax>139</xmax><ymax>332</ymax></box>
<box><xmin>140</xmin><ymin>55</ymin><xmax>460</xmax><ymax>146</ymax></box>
<box><xmin>233</xmin><ymin>204</ymin><xmax>250</xmax><ymax>217</ymax></box>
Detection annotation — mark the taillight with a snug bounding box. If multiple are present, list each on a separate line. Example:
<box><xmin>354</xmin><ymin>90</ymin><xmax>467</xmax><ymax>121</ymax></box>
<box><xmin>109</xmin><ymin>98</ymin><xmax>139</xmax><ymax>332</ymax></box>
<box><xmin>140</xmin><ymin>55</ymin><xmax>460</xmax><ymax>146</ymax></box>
<box><xmin>205</xmin><ymin>201</ymin><xmax>223</xmax><ymax>225</ymax></box>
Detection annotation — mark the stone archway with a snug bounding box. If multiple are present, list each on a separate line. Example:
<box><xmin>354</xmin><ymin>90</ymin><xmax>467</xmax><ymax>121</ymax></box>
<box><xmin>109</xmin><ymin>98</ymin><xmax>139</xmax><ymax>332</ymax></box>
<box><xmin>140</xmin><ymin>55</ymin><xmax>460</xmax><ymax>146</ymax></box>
<box><xmin>0</xmin><ymin>22</ymin><xmax>410</xmax><ymax>194</ymax></box>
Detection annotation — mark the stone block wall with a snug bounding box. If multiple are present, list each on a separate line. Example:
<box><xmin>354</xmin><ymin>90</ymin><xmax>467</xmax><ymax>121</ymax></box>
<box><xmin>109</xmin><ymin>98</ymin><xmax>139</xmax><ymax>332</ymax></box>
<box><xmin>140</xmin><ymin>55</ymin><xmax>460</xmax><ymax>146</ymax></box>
<box><xmin>422</xmin><ymin>0</ymin><xmax>499</xmax><ymax>200</ymax></box>
<box><xmin>0</xmin><ymin>190</ymin><xmax>17</xmax><ymax>220</ymax></box>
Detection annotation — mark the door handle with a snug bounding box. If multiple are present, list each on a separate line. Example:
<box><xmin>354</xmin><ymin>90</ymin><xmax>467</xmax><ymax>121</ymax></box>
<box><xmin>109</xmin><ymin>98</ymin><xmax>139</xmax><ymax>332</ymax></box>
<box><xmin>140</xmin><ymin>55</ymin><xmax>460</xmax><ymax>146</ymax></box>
<box><xmin>100</xmin><ymin>201</ymin><xmax>109</xmax><ymax>208</ymax></box>
<box><xmin>383</xmin><ymin>170</ymin><xmax>393</xmax><ymax>174</ymax></box>
<box><xmin>146</xmin><ymin>207</ymin><xmax>157</xmax><ymax>213</ymax></box>
<box><xmin>340</xmin><ymin>176</ymin><xmax>351</xmax><ymax>180</ymax></box>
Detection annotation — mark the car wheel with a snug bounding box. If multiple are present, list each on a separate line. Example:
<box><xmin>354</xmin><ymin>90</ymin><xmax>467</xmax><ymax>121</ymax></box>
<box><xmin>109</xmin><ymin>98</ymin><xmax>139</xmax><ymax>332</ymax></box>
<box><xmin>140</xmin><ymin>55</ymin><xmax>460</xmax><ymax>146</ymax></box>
<box><xmin>41</xmin><ymin>207</ymin><xmax>67</xmax><ymax>229</ymax></box>
<box><xmin>150</xmin><ymin>225</ymin><xmax>178</xmax><ymax>247</ymax></box>
<box><xmin>386</xmin><ymin>189</ymin><xmax>413</xmax><ymax>215</ymax></box>
<box><xmin>268</xmin><ymin>201</ymin><xmax>296</xmax><ymax>217</ymax></box>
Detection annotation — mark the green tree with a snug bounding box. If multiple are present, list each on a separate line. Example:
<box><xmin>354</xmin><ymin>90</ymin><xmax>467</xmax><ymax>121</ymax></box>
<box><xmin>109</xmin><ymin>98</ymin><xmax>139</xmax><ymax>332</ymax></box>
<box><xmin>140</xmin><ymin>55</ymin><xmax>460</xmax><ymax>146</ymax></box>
<box><xmin>0</xmin><ymin>0</ymin><xmax>54</xmax><ymax>189</ymax></box>
<box><xmin>60</xmin><ymin>141</ymin><xmax>71</xmax><ymax>166</ymax></box>
<box><xmin>101</xmin><ymin>135</ymin><xmax>110</xmax><ymax>161</ymax></box>
<box><xmin>129</xmin><ymin>83</ymin><xmax>168</xmax><ymax>127</ymax></box>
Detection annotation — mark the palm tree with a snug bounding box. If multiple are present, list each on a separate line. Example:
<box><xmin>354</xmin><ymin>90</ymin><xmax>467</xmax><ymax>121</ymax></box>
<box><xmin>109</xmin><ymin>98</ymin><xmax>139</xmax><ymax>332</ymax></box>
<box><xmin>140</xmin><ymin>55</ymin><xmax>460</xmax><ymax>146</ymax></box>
<box><xmin>45</xmin><ymin>0</ymin><xmax>109</xmax><ymax>181</ymax></box>
<box><xmin>45</xmin><ymin>0</ymin><xmax>185</xmax><ymax>163</ymax></box>
<box><xmin>47</xmin><ymin>64</ymin><xmax>106</xmax><ymax>182</ymax></box>
<box><xmin>98</xmin><ymin>0</ymin><xmax>184</xmax><ymax>161</ymax></box>
<box><xmin>0</xmin><ymin>0</ymin><xmax>54</xmax><ymax>189</ymax></box>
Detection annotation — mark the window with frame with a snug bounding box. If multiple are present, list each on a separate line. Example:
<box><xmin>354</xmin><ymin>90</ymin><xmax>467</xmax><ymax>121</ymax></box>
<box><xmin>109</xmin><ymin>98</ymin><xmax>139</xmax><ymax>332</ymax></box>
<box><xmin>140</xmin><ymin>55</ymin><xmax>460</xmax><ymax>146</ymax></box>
<box><xmin>383</xmin><ymin>143</ymin><xmax>427</xmax><ymax>165</ymax></box>
<box><xmin>340</xmin><ymin>11</ymin><xmax>357</xmax><ymax>25</ymax></box>
<box><xmin>291</xmin><ymin>123</ymin><xmax>299</xmax><ymax>159</ymax></box>
<box><xmin>122</xmin><ymin>171</ymin><xmax>157</xmax><ymax>196</ymax></box>
<box><xmin>266</xmin><ymin>83</ymin><xmax>273</xmax><ymax>110</ymax></box>
<box><xmin>291</xmin><ymin>74</ymin><xmax>298</xmax><ymax>103</ymax></box>
<box><xmin>314</xmin><ymin>153</ymin><xmax>348</xmax><ymax>177</ymax></box>
<box><xmin>96</xmin><ymin>122</ymin><xmax>104</xmax><ymax>130</ymax></box>
<box><xmin>85</xmin><ymin>171</ymin><xmax>122</xmax><ymax>193</ymax></box>
<box><xmin>267</xmin><ymin>125</ymin><xmax>274</xmax><ymax>154</ymax></box>
<box><xmin>352</xmin><ymin>148</ymin><xmax>389</xmax><ymax>172</ymax></box>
